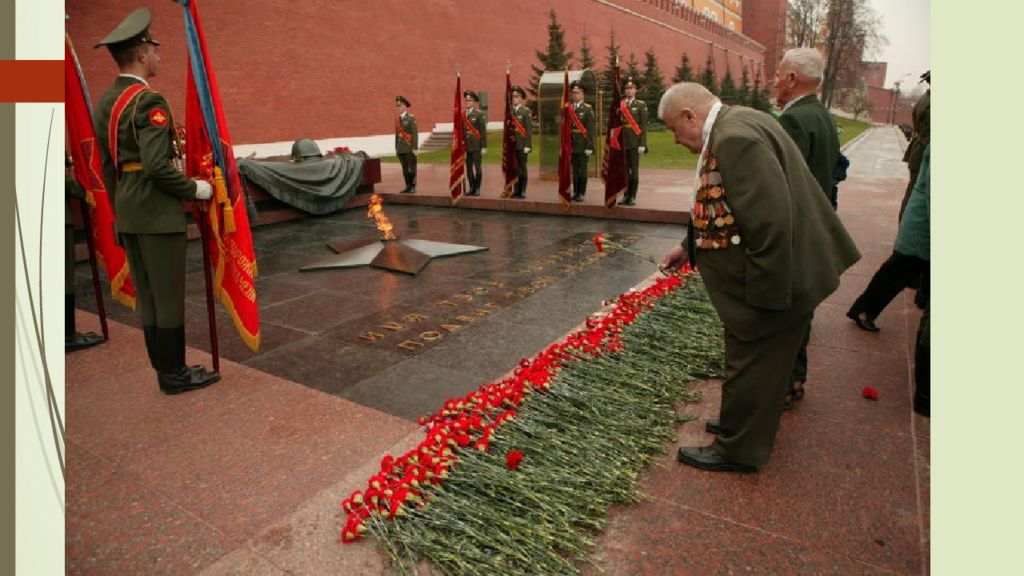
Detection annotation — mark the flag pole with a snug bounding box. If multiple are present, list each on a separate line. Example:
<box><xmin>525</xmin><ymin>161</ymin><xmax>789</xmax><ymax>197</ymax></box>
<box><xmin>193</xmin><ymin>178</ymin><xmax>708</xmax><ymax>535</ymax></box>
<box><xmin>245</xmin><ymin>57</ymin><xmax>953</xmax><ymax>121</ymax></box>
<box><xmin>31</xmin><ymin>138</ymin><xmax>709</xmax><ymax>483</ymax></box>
<box><xmin>196</xmin><ymin>209</ymin><xmax>220</xmax><ymax>372</ymax></box>
<box><xmin>77</xmin><ymin>200</ymin><xmax>109</xmax><ymax>339</ymax></box>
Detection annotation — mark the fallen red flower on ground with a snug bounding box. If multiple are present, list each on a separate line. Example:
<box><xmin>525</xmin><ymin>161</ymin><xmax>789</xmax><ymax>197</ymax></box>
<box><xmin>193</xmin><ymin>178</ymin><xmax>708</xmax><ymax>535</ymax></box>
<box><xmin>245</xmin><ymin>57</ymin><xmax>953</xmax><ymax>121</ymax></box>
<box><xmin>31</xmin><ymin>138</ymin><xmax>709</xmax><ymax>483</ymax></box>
<box><xmin>862</xmin><ymin>386</ymin><xmax>880</xmax><ymax>400</ymax></box>
<box><xmin>506</xmin><ymin>450</ymin><xmax>524</xmax><ymax>470</ymax></box>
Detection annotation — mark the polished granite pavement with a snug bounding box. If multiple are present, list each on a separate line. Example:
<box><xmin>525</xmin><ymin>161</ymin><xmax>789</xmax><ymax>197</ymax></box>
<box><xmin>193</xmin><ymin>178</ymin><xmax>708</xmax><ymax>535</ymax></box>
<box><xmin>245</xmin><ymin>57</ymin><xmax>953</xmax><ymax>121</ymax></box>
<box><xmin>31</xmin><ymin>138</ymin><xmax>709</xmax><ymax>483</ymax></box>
<box><xmin>67</xmin><ymin>126</ymin><xmax>929</xmax><ymax>574</ymax></box>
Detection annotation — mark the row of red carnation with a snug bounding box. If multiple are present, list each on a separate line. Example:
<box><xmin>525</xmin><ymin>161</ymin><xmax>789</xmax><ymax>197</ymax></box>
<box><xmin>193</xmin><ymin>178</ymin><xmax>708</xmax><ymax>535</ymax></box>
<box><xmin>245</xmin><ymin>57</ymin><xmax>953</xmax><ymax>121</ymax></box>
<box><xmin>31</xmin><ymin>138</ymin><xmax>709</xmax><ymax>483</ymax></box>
<box><xmin>340</xmin><ymin>263</ymin><xmax>692</xmax><ymax>543</ymax></box>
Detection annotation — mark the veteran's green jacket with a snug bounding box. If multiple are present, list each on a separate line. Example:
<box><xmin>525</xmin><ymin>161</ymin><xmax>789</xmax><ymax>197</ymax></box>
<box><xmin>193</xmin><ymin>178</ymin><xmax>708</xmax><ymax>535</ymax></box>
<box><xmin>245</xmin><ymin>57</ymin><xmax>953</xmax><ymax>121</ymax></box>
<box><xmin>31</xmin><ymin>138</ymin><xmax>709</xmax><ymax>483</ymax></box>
<box><xmin>95</xmin><ymin>76</ymin><xmax>199</xmax><ymax>234</ymax></box>
<box><xmin>694</xmin><ymin>106</ymin><xmax>861</xmax><ymax>341</ymax></box>
<box><xmin>903</xmin><ymin>89</ymin><xmax>929</xmax><ymax>172</ymax></box>
<box><xmin>777</xmin><ymin>94</ymin><xmax>840</xmax><ymax>204</ymax></box>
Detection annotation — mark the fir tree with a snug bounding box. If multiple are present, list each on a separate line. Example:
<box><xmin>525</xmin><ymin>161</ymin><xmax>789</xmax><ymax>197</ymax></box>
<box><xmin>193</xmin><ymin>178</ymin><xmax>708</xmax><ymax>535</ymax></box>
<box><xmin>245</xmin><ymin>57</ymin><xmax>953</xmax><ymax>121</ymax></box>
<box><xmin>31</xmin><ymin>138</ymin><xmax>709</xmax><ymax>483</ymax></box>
<box><xmin>738</xmin><ymin>65</ymin><xmax>751</xmax><ymax>105</ymax></box>
<box><xmin>719</xmin><ymin>68</ymin><xmax>738</xmax><ymax>104</ymax></box>
<box><xmin>578</xmin><ymin>34</ymin><xmax>595</xmax><ymax>71</ymax></box>
<box><xmin>640</xmin><ymin>48</ymin><xmax>666</xmax><ymax>111</ymax></box>
<box><xmin>601</xmin><ymin>30</ymin><xmax>622</xmax><ymax>98</ymax></box>
<box><xmin>625</xmin><ymin>53</ymin><xmax>642</xmax><ymax>85</ymax></box>
<box><xmin>749</xmin><ymin>66</ymin><xmax>772</xmax><ymax>112</ymax></box>
<box><xmin>699</xmin><ymin>53</ymin><xmax>717</xmax><ymax>95</ymax></box>
<box><xmin>529</xmin><ymin>10</ymin><xmax>574</xmax><ymax>111</ymax></box>
<box><xmin>672</xmin><ymin>52</ymin><xmax>694</xmax><ymax>83</ymax></box>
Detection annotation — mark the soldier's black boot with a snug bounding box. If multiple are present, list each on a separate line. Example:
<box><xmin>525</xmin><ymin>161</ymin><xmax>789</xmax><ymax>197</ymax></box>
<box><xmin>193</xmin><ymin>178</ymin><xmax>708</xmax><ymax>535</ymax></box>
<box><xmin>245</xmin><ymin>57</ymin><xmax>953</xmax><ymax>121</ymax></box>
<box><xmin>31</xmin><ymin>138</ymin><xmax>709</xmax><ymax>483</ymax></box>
<box><xmin>156</xmin><ymin>326</ymin><xmax>220</xmax><ymax>395</ymax></box>
<box><xmin>65</xmin><ymin>294</ymin><xmax>104</xmax><ymax>352</ymax></box>
<box><xmin>142</xmin><ymin>324</ymin><xmax>159</xmax><ymax>370</ymax></box>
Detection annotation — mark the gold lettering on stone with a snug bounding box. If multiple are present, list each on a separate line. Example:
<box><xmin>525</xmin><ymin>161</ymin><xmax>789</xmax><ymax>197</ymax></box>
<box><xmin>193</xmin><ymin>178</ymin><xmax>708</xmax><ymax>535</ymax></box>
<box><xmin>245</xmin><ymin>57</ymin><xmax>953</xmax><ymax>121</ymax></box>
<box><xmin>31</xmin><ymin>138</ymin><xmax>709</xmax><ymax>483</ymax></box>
<box><xmin>382</xmin><ymin>322</ymin><xmax>405</xmax><ymax>331</ymax></box>
<box><xmin>405</xmin><ymin>313</ymin><xmax>428</xmax><ymax>322</ymax></box>
<box><xmin>397</xmin><ymin>340</ymin><xmax>424</xmax><ymax>351</ymax></box>
<box><xmin>420</xmin><ymin>331</ymin><xmax>443</xmax><ymax>341</ymax></box>
<box><xmin>441</xmin><ymin>324</ymin><xmax>463</xmax><ymax>333</ymax></box>
<box><xmin>454</xmin><ymin>315</ymin><xmax>476</xmax><ymax>323</ymax></box>
<box><xmin>438</xmin><ymin>299</ymin><xmax>457</xmax><ymax>307</ymax></box>
<box><xmin>453</xmin><ymin>294</ymin><xmax>473</xmax><ymax>301</ymax></box>
<box><xmin>360</xmin><ymin>331</ymin><xmax>387</xmax><ymax>341</ymax></box>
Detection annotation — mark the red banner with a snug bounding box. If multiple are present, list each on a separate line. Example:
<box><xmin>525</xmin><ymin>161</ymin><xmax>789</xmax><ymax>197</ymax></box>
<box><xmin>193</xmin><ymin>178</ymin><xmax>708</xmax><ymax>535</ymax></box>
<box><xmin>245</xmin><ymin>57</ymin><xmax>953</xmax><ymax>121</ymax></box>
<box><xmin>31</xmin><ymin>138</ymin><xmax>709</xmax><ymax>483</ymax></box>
<box><xmin>501</xmin><ymin>71</ymin><xmax>518</xmax><ymax>198</ymax></box>
<box><xmin>64</xmin><ymin>35</ymin><xmax>136</xmax><ymax>309</ymax></box>
<box><xmin>601</xmin><ymin>66</ymin><xmax>627</xmax><ymax>208</ymax></box>
<box><xmin>182</xmin><ymin>0</ymin><xmax>261</xmax><ymax>351</ymax></box>
<box><xmin>449</xmin><ymin>74</ymin><xmax>467</xmax><ymax>203</ymax></box>
<box><xmin>557</xmin><ymin>70</ymin><xmax>572</xmax><ymax>206</ymax></box>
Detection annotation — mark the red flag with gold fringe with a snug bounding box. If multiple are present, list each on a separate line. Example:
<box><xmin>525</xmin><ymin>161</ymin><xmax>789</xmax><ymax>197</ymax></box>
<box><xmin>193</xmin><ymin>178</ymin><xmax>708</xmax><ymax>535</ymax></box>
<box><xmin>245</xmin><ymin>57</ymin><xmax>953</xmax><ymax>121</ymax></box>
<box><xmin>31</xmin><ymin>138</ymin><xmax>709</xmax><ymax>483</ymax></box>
<box><xmin>449</xmin><ymin>74</ymin><xmax>467</xmax><ymax>203</ymax></box>
<box><xmin>179</xmin><ymin>0</ymin><xmax>261</xmax><ymax>351</ymax></box>
<box><xmin>64</xmin><ymin>34</ymin><xmax>136</xmax><ymax>309</ymax></box>
<box><xmin>601</xmin><ymin>65</ymin><xmax>627</xmax><ymax>208</ymax></box>
<box><xmin>557</xmin><ymin>70</ymin><xmax>573</xmax><ymax>207</ymax></box>
<box><xmin>501</xmin><ymin>70</ymin><xmax>518</xmax><ymax>198</ymax></box>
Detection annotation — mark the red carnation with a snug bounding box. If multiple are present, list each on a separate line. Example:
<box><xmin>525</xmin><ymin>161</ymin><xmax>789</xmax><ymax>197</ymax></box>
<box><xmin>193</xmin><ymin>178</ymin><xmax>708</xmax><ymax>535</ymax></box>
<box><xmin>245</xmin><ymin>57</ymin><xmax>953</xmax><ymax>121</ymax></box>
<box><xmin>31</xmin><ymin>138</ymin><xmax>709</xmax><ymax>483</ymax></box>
<box><xmin>506</xmin><ymin>449</ymin><xmax>524</xmax><ymax>470</ymax></box>
<box><xmin>594</xmin><ymin>233</ymin><xmax>605</xmax><ymax>252</ymax></box>
<box><xmin>862</xmin><ymin>386</ymin><xmax>880</xmax><ymax>400</ymax></box>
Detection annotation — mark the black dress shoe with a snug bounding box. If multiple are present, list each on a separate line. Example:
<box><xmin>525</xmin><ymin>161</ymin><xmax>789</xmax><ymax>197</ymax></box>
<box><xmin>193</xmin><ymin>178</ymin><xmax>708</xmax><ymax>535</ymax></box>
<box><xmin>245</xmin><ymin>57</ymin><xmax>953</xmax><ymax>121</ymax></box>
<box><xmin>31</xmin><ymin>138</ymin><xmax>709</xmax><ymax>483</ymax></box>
<box><xmin>66</xmin><ymin>331</ymin><xmax>105</xmax><ymax>352</ymax></box>
<box><xmin>677</xmin><ymin>445</ymin><xmax>757</xmax><ymax>473</ymax></box>
<box><xmin>159</xmin><ymin>366</ymin><xmax>221</xmax><ymax>395</ymax></box>
<box><xmin>704</xmin><ymin>420</ymin><xmax>728</xmax><ymax>435</ymax></box>
<box><xmin>846</xmin><ymin>309</ymin><xmax>880</xmax><ymax>332</ymax></box>
<box><xmin>620</xmin><ymin>199</ymin><xmax>635</xmax><ymax>206</ymax></box>
<box><xmin>510</xmin><ymin>192</ymin><xmax>524</xmax><ymax>199</ymax></box>
<box><xmin>571</xmin><ymin>194</ymin><xmax>584</xmax><ymax>202</ymax></box>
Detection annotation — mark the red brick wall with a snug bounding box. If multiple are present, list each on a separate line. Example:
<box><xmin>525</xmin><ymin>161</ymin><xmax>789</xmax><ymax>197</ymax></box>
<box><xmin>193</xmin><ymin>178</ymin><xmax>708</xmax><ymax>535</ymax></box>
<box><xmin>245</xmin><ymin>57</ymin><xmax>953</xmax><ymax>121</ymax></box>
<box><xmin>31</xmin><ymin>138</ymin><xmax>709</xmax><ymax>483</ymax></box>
<box><xmin>866</xmin><ymin>85</ymin><xmax>912</xmax><ymax>126</ymax></box>
<box><xmin>67</xmin><ymin>0</ymin><xmax>766</xmax><ymax>145</ymax></box>
<box><xmin>741</xmin><ymin>0</ymin><xmax>787</xmax><ymax>83</ymax></box>
<box><xmin>861</xmin><ymin>62</ymin><xmax>887</xmax><ymax>90</ymax></box>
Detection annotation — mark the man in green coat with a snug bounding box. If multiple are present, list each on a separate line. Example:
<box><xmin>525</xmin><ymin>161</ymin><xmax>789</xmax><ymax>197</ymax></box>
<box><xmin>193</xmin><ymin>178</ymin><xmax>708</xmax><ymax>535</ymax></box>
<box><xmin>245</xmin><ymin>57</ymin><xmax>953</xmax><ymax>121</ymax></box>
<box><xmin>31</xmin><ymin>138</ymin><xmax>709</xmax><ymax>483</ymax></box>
<box><xmin>772</xmin><ymin>47</ymin><xmax>843</xmax><ymax>406</ymax></box>
<box><xmin>659</xmin><ymin>83</ymin><xmax>860</xmax><ymax>472</ymax></box>
<box><xmin>900</xmin><ymin>71</ymin><xmax>929</xmax><ymax>222</ymax></box>
<box><xmin>66</xmin><ymin>156</ymin><xmax>105</xmax><ymax>352</ymax></box>
<box><xmin>95</xmin><ymin>8</ymin><xmax>219</xmax><ymax>395</ymax></box>
<box><xmin>568</xmin><ymin>80</ymin><xmax>596</xmax><ymax>202</ymax></box>
<box><xmin>463</xmin><ymin>90</ymin><xmax>487</xmax><ymax>196</ymax></box>
<box><xmin>395</xmin><ymin>95</ymin><xmax>418</xmax><ymax>194</ymax></box>
<box><xmin>510</xmin><ymin>85</ymin><xmax>533</xmax><ymax>198</ymax></box>
<box><xmin>619</xmin><ymin>77</ymin><xmax>648</xmax><ymax>206</ymax></box>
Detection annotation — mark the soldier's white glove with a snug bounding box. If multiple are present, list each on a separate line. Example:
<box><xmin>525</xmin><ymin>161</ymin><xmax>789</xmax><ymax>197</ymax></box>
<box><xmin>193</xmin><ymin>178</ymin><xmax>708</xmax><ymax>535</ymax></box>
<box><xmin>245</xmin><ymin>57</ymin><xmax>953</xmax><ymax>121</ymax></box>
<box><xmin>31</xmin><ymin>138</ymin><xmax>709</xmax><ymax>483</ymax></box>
<box><xmin>638</xmin><ymin>146</ymin><xmax>647</xmax><ymax>154</ymax></box>
<box><xmin>585</xmin><ymin>149</ymin><xmax>593</xmax><ymax>156</ymax></box>
<box><xmin>482</xmin><ymin>148</ymin><xmax>488</xmax><ymax>154</ymax></box>
<box><xmin>194</xmin><ymin>179</ymin><xmax>213</xmax><ymax>200</ymax></box>
<box><xmin>413</xmin><ymin>150</ymin><xmax>420</xmax><ymax>155</ymax></box>
<box><xmin>524</xmin><ymin>147</ymin><xmax>531</xmax><ymax>154</ymax></box>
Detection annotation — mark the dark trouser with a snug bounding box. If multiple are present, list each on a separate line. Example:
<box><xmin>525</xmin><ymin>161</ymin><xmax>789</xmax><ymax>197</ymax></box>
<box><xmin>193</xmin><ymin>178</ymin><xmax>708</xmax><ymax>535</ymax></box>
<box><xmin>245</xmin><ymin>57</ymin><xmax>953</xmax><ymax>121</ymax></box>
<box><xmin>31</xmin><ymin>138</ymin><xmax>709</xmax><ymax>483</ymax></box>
<box><xmin>899</xmin><ymin>168</ymin><xmax>919</xmax><ymax>223</ymax></box>
<box><xmin>571</xmin><ymin>152</ymin><xmax>588</xmax><ymax>198</ymax></box>
<box><xmin>398</xmin><ymin>152</ymin><xmax>417</xmax><ymax>188</ymax></box>
<box><xmin>914</xmin><ymin>303</ymin><xmax>930</xmax><ymax>415</ymax></box>
<box><xmin>713</xmin><ymin>314</ymin><xmax>812</xmax><ymax>467</ymax></box>
<box><xmin>66</xmin><ymin>224</ymin><xmax>77</xmax><ymax>337</ymax></box>
<box><xmin>514</xmin><ymin>150</ymin><xmax>529</xmax><ymax>196</ymax></box>
<box><xmin>122</xmin><ymin>232</ymin><xmax>187</xmax><ymax>373</ymax></box>
<box><xmin>624</xmin><ymin>148</ymin><xmax>640</xmax><ymax>202</ymax></box>
<box><xmin>466</xmin><ymin>150</ymin><xmax>482</xmax><ymax>192</ymax></box>
<box><xmin>790</xmin><ymin>313</ymin><xmax>814</xmax><ymax>385</ymax></box>
<box><xmin>849</xmin><ymin>251</ymin><xmax>930</xmax><ymax>321</ymax></box>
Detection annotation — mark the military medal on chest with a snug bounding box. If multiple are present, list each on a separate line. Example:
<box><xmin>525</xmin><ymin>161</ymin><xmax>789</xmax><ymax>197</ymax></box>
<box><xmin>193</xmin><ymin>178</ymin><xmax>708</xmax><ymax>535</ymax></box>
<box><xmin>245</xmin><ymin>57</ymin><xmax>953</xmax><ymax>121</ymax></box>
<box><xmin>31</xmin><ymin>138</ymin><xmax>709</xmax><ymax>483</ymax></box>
<box><xmin>692</xmin><ymin>153</ymin><xmax>742</xmax><ymax>250</ymax></box>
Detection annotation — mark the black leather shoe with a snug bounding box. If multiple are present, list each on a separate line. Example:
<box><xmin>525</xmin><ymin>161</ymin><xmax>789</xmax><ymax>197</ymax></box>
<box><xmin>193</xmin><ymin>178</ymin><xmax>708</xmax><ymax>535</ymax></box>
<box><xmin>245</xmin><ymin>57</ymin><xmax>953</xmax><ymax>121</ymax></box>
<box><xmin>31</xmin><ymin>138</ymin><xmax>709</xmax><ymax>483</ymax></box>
<box><xmin>510</xmin><ymin>192</ymin><xmax>524</xmax><ymax>199</ymax></box>
<box><xmin>572</xmin><ymin>194</ymin><xmax>584</xmax><ymax>202</ymax></box>
<box><xmin>704</xmin><ymin>420</ymin><xmax>728</xmax><ymax>435</ymax></box>
<box><xmin>620</xmin><ymin>199</ymin><xmax>635</xmax><ymax>206</ymax></box>
<box><xmin>677</xmin><ymin>446</ymin><xmax>757</xmax><ymax>473</ymax></box>
<box><xmin>846</xmin><ymin>309</ymin><xmax>880</xmax><ymax>332</ymax></box>
<box><xmin>159</xmin><ymin>366</ymin><xmax>221</xmax><ymax>395</ymax></box>
<box><xmin>66</xmin><ymin>331</ymin><xmax>105</xmax><ymax>352</ymax></box>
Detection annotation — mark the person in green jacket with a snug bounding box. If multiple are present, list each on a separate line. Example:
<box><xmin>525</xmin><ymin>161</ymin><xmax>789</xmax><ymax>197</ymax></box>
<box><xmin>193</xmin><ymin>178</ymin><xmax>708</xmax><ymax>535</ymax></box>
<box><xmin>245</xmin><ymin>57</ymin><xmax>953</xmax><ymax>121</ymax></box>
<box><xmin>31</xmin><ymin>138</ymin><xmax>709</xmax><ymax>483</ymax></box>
<box><xmin>94</xmin><ymin>8</ymin><xmax>219</xmax><ymax>395</ymax></box>
<box><xmin>619</xmin><ymin>77</ymin><xmax>649</xmax><ymax>206</ymax></box>
<box><xmin>900</xmin><ymin>71</ymin><xmax>929</xmax><ymax>222</ymax></box>
<box><xmin>395</xmin><ymin>95</ymin><xmax>418</xmax><ymax>193</ymax></box>
<box><xmin>772</xmin><ymin>47</ymin><xmax>844</xmax><ymax>408</ymax></box>
<box><xmin>463</xmin><ymin>90</ymin><xmax>487</xmax><ymax>196</ymax></box>
<box><xmin>568</xmin><ymin>80</ymin><xmax>596</xmax><ymax>202</ymax></box>
<box><xmin>65</xmin><ymin>155</ymin><xmax>105</xmax><ymax>352</ymax></box>
<box><xmin>659</xmin><ymin>83</ymin><xmax>860</xmax><ymax>473</ymax></box>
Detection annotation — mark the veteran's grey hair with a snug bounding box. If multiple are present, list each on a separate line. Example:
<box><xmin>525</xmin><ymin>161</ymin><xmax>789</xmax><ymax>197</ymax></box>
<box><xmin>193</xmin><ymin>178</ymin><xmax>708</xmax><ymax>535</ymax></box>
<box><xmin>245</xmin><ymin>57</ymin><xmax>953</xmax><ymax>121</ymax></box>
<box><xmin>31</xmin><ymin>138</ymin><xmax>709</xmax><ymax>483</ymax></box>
<box><xmin>658</xmin><ymin>82</ymin><xmax>718</xmax><ymax>121</ymax></box>
<box><xmin>779</xmin><ymin>47</ymin><xmax>825</xmax><ymax>84</ymax></box>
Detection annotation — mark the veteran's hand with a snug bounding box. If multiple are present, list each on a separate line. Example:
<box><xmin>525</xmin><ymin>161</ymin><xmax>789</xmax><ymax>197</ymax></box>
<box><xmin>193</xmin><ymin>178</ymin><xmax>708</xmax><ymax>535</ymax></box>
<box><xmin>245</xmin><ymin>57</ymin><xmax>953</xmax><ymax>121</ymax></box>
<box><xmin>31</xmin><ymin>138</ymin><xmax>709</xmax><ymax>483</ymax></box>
<box><xmin>660</xmin><ymin>243</ymin><xmax>689</xmax><ymax>272</ymax></box>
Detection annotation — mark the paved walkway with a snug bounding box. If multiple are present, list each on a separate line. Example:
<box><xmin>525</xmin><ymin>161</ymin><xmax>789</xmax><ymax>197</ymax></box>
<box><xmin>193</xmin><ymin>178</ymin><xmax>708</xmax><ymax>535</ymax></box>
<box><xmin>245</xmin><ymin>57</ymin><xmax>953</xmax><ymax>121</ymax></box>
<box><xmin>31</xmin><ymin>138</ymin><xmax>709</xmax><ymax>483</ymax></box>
<box><xmin>66</xmin><ymin>126</ymin><xmax>928</xmax><ymax>574</ymax></box>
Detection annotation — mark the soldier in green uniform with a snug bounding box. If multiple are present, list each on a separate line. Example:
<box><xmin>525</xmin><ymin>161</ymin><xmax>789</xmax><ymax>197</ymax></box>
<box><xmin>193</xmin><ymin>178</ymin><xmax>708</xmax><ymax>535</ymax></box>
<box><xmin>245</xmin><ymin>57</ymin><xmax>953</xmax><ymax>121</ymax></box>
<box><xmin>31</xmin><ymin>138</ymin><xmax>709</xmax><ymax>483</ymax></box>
<box><xmin>94</xmin><ymin>8</ymin><xmax>220</xmax><ymax>395</ymax></box>
<box><xmin>65</xmin><ymin>155</ymin><xmax>105</xmax><ymax>352</ymax></box>
<box><xmin>900</xmin><ymin>71</ymin><xmax>929</xmax><ymax>222</ymax></box>
<box><xmin>568</xmin><ymin>80</ymin><xmax>595</xmax><ymax>202</ymax></box>
<box><xmin>659</xmin><ymin>83</ymin><xmax>860</xmax><ymax>472</ymax></box>
<box><xmin>619</xmin><ymin>77</ymin><xmax>648</xmax><ymax>206</ymax></box>
<box><xmin>463</xmin><ymin>90</ymin><xmax>487</xmax><ymax>196</ymax></box>
<box><xmin>510</xmin><ymin>85</ymin><xmax>533</xmax><ymax>198</ymax></box>
<box><xmin>395</xmin><ymin>95</ymin><xmax>418</xmax><ymax>194</ymax></box>
<box><xmin>772</xmin><ymin>47</ymin><xmax>843</xmax><ymax>408</ymax></box>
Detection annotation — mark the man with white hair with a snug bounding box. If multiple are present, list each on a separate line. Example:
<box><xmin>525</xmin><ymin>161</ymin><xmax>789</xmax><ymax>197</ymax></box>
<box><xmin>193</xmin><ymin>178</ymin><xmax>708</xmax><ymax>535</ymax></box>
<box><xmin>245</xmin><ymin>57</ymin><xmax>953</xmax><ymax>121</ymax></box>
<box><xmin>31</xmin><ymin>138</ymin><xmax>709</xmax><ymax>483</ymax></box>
<box><xmin>773</xmin><ymin>47</ymin><xmax>841</xmax><ymax>208</ymax></box>
<box><xmin>772</xmin><ymin>47</ymin><xmax>843</xmax><ymax>408</ymax></box>
<box><xmin>658</xmin><ymin>83</ymin><xmax>860</xmax><ymax>472</ymax></box>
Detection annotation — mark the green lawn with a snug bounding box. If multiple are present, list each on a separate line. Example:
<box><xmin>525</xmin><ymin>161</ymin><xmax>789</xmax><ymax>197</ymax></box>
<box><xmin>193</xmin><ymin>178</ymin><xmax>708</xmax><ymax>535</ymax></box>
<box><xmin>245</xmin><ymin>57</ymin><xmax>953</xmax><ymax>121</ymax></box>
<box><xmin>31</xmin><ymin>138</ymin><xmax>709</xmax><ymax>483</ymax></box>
<box><xmin>389</xmin><ymin>115</ymin><xmax>871</xmax><ymax>170</ymax></box>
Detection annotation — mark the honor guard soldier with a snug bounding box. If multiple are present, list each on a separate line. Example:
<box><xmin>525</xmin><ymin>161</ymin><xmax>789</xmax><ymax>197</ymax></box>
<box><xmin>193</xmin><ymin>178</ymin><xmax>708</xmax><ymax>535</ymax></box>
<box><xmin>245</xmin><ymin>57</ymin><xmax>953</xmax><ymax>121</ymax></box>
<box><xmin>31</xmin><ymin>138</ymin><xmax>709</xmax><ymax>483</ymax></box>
<box><xmin>395</xmin><ymin>95</ymin><xmax>418</xmax><ymax>193</ymax></box>
<box><xmin>619</xmin><ymin>77</ymin><xmax>649</xmax><ymax>206</ymax></box>
<box><xmin>65</xmin><ymin>155</ymin><xmax>105</xmax><ymax>352</ymax></box>
<box><xmin>94</xmin><ymin>8</ymin><xmax>220</xmax><ymax>395</ymax></box>
<box><xmin>463</xmin><ymin>90</ymin><xmax>487</xmax><ymax>196</ymax></box>
<box><xmin>510</xmin><ymin>85</ymin><xmax>533</xmax><ymax>198</ymax></box>
<box><xmin>567</xmin><ymin>80</ymin><xmax>596</xmax><ymax>202</ymax></box>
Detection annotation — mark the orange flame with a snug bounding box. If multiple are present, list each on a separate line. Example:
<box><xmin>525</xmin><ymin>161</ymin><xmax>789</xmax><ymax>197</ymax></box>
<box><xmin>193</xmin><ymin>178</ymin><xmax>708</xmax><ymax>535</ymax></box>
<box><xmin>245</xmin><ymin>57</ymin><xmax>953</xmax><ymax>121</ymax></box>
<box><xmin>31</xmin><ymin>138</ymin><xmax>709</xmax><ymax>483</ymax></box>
<box><xmin>367</xmin><ymin>194</ymin><xmax>396</xmax><ymax>240</ymax></box>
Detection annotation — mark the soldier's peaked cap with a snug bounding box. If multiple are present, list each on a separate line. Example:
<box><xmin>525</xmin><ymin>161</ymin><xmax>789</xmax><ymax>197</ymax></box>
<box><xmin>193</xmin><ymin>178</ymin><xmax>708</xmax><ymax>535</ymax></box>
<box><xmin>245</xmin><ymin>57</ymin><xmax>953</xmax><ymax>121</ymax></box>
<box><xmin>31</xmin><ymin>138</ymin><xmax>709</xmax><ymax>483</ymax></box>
<box><xmin>463</xmin><ymin>90</ymin><xmax>479</xmax><ymax>101</ymax></box>
<box><xmin>570</xmin><ymin>80</ymin><xmax>584</xmax><ymax>91</ymax></box>
<box><xmin>396</xmin><ymin>95</ymin><xmax>411</xmax><ymax>107</ymax></box>
<box><xmin>94</xmin><ymin>8</ymin><xmax>160</xmax><ymax>50</ymax></box>
<box><xmin>623</xmin><ymin>77</ymin><xmax>639</xmax><ymax>89</ymax></box>
<box><xmin>511</xmin><ymin>85</ymin><xmax>526</xmax><ymax>98</ymax></box>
